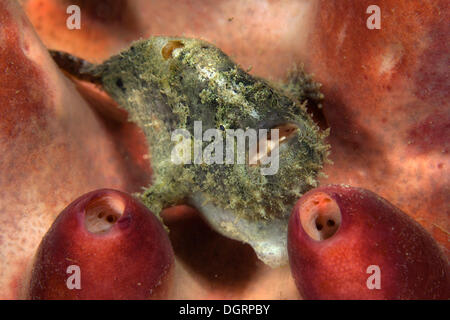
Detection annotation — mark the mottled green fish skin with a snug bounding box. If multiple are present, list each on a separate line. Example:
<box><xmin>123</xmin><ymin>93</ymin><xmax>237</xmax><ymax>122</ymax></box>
<box><xmin>90</xmin><ymin>36</ymin><xmax>329</xmax><ymax>222</ymax></box>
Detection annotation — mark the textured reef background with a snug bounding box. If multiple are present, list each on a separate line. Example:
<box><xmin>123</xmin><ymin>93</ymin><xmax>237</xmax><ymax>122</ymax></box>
<box><xmin>0</xmin><ymin>0</ymin><xmax>448</xmax><ymax>299</ymax></box>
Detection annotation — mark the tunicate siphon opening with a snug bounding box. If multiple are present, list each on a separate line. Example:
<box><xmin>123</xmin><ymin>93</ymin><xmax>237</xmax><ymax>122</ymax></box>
<box><xmin>85</xmin><ymin>194</ymin><xmax>126</xmax><ymax>234</ymax></box>
<box><xmin>299</xmin><ymin>193</ymin><xmax>341</xmax><ymax>241</ymax></box>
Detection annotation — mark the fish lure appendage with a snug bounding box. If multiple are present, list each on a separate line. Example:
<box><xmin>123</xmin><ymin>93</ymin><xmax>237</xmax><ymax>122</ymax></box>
<box><xmin>53</xmin><ymin>37</ymin><xmax>330</xmax><ymax>266</ymax></box>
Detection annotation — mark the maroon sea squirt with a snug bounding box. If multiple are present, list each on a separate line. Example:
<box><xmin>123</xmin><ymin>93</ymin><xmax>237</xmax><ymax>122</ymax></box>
<box><xmin>27</xmin><ymin>189</ymin><xmax>174</xmax><ymax>299</ymax></box>
<box><xmin>288</xmin><ymin>185</ymin><xmax>449</xmax><ymax>300</ymax></box>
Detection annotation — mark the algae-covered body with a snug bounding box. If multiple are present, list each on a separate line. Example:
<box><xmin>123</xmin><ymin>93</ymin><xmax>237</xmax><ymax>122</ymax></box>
<box><xmin>54</xmin><ymin>37</ymin><xmax>329</xmax><ymax>266</ymax></box>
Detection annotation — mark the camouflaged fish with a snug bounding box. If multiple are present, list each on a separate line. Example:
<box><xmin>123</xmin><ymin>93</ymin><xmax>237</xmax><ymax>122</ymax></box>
<box><xmin>51</xmin><ymin>37</ymin><xmax>329</xmax><ymax>267</ymax></box>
